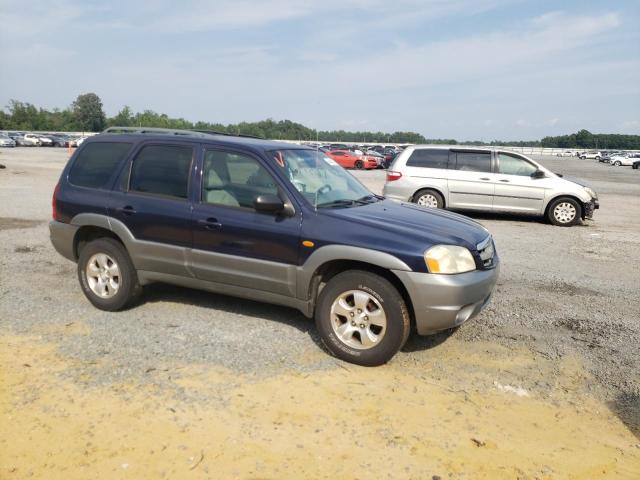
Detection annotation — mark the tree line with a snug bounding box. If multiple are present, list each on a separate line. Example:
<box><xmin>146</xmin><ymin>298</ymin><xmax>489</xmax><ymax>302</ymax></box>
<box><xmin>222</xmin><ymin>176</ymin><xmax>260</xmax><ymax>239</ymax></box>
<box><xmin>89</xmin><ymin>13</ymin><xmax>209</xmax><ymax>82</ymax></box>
<box><xmin>1</xmin><ymin>93</ymin><xmax>638</xmax><ymax>148</ymax></box>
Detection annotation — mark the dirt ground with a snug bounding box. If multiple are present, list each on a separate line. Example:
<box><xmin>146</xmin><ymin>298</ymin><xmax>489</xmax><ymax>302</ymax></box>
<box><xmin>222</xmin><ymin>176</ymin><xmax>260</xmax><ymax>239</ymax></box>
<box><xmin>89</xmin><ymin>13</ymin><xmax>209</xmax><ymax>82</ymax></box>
<box><xmin>1</xmin><ymin>147</ymin><xmax>639</xmax><ymax>479</ymax></box>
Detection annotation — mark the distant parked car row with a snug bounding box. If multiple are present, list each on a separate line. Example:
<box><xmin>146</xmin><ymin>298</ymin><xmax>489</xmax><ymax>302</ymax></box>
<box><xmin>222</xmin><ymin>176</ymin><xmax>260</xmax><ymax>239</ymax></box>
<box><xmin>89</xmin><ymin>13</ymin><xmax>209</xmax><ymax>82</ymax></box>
<box><xmin>301</xmin><ymin>143</ymin><xmax>405</xmax><ymax>169</ymax></box>
<box><xmin>0</xmin><ymin>131</ymin><xmax>90</xmax><ymax>148</ymax></box>
<box><xmin>578</xmin><ymin>150</ymin><xmax>640</xmax><ymax>167</ymax></box>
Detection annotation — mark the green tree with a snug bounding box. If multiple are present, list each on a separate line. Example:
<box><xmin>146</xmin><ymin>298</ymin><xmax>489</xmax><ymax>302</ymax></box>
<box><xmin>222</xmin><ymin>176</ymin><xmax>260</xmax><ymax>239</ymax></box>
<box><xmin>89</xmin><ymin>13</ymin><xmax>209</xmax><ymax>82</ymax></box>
<box><xmin>72</xmin><ymin>93</ymin><xmax>106</xmax><ymax>132</ymax></box>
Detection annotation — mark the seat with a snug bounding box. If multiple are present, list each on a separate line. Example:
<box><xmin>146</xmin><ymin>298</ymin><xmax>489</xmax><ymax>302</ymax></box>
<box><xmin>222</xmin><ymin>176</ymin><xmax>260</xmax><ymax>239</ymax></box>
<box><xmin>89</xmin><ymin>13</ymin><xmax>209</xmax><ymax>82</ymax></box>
<box><xmin>204</xmin><ymin>168</ymin><xmax>240</xmax><ymax>207</ymax></box>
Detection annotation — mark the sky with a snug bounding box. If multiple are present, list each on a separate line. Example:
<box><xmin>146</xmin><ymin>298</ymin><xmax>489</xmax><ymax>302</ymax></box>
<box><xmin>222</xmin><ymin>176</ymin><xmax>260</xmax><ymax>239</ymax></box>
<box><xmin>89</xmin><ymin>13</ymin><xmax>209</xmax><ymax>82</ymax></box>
<box><xmin>1</xmin><ymin>0</ymin><xmax>639</xmax><ymax>140</ymax></box>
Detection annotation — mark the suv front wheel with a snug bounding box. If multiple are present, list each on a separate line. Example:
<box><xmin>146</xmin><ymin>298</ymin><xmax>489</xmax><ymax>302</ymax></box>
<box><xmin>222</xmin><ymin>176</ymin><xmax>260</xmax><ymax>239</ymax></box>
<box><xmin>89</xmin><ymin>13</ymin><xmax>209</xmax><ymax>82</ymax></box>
<box><xmin>77</xmin><ymin>238</ymin><xmax>141</xmax><ymax>311</ymax></box>
<box><xmin>315</xmin><ymin>270</ymin><xmax>410</xmax><ymax>366</ymax></box>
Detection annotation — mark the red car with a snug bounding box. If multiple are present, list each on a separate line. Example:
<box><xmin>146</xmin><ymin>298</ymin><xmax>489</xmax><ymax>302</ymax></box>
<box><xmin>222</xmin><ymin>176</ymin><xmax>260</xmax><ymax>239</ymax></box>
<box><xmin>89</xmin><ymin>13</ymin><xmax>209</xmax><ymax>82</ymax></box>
<box><xmin>326</xmin><ymin>150</ymin><xmax>378</xmax><ymax>169</ymax></box>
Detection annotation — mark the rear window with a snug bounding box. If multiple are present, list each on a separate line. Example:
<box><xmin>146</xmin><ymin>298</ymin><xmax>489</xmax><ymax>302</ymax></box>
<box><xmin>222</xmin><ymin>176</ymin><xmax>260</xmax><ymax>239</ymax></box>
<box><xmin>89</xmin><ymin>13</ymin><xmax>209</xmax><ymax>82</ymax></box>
<box><xmin>452</xmin><ymin>152</ymin><xmax>491</xmax><ymax>173</ymax></box>
<box><xmin>406</xmin><ymin>149</ymin><xmax>449</xmax><ymax>169</ymax></box>
<box><xmin>68</xmin><ymin>142</ymin><xmax>132</xmax><ymax>188</ymax></box>
<box><xmin>129</xmin><ymin>145</ymin><xmax>193</xmax><ymax>199</ymax></box>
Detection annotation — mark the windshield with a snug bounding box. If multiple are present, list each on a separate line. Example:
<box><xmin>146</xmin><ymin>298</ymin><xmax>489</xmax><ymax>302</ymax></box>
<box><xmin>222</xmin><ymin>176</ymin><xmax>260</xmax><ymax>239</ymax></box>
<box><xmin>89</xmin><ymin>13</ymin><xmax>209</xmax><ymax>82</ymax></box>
<box><xmin>270</xmin><ymin>149</ymin><xmax>377</xmax><ymax>208</ymax></box>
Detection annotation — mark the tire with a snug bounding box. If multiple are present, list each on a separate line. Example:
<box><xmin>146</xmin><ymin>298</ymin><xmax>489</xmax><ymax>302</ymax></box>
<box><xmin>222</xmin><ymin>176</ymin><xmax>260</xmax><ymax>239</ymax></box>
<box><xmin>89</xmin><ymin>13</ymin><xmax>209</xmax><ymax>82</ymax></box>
<box><xmin>315</xmin><ymin>270</ymin><xmax>411</xmax><ymax>366</ymax></box>
<box><xmin>77</xmin><ymin>238</ymin><xmax>141</xmax><ymax>311</ymax></box>
<box><xmin>580</xmin><ymin>156</ymin><xmax>586</xmax><ymax>160</ymax></box>
<box><xmin>413</xmin><ymin>189</ymin><xmax>444</xmax><ymax>209</ymax></box>
<box><xmin>547</xmin><ymin>197</ymin><xmax>582</xmax><ymax>227</ymax></box>
<box><xmin>354</xmin><ymin>160</ymin><xmax>364</xmax><ymax>169</ymax></box>
<box><xmin>613</xmin><ymin>161</ymin><xmax>621</xmax><ymax>166</ymax></box>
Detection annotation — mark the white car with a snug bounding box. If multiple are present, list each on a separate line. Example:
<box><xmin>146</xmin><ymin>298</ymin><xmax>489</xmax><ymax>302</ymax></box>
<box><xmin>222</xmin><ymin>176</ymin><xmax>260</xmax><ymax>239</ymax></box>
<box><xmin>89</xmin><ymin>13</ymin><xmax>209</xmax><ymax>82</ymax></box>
<box><xmin>579</xmin><ymin>151</ymin><xmax>602</xmax><ymax>160</ymax></box>
<box><xmin>609</xmin><ymin>154</ymin><xmax>634</xmax><ymax>166</ymax></box>
<box><xmin>22</xmin><ymin>134</ymin><xmax>42</xmax><ymax>146</ymax></box>
<box><xmin>556</xmin><ymin>151</ymin><xmax>574</xmax><ymax>157</ymax></box>
<box><xmin>0</xmin><ymin>135</ymin><xmax>16</xmax><ymax>147</ymax></box>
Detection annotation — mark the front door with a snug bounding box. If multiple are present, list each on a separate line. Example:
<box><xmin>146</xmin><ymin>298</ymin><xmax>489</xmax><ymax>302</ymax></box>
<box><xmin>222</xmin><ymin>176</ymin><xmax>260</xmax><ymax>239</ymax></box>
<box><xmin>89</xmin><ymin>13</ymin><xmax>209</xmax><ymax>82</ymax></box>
<box><xmin>190</xmin><ymin>148</ymin><xmax>301</xmax><ymax>297</ymax></box>
<box><xmin>492</xmin><ymin>152</ymin><xmax>545</xmax><ymax>214</ymax></box>
<box><xmin>446</xmin><ymin>150</ymin><xmax>494</xmax><ymax>210</ymax></box>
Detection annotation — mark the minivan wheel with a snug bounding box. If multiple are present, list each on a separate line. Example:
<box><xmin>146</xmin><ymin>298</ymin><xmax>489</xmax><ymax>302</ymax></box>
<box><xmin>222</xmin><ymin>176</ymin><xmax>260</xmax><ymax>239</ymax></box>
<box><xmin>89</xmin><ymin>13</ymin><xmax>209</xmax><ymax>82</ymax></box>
<box><xmin>414</xmin><ymin>189</ymin><xmax>443</xmax><ymax>209</ymax></box>
<box><xmin>315</xmin><ymin>270</ymin><xmax>410</xmax><ymax>366</ymax></box>
<box><xmin>548</xmin><ymin>197</ymin><xmax>582</xmax><ymax>227</ymax></box>
<box><xmin>77</xmin><ymin>238</ymin><xmax>141</xmax><ymax>311</ymax></box>
<box><xmin>354</xmin><ymin>160</ymin><xmax>364</xmax><ymax>169</ymax></box>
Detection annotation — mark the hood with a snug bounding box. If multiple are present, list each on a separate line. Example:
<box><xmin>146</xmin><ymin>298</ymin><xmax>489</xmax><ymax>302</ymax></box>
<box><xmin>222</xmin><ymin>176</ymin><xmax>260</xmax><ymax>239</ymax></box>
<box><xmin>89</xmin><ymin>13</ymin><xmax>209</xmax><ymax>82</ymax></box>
<box><xmin>322</xmin><ymin>199</ymin><xmax>490</xmax><ymax>251</ymax></box>
<box><xmin>559</xmin><ymin>175</ymin><xmax>593</xmax><ymax>190</ymax></box>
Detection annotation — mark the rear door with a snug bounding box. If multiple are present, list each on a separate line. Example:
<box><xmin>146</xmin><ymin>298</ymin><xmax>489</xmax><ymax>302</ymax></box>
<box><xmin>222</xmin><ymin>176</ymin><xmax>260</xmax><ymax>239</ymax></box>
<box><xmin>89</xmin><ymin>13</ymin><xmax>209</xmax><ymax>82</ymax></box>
<box><xmin>446</xmin><ymin>150</ymin><xmax>494</xmax><ymax>210</ymax></box>
<box><xmin>492</xmin><ymin>152</ymin><xmax>545</xmax><ymax>214</ymax></box>
<box><xmin>190</xmin><ymin>147</ymin><xmax>301</xmax><ymax>297</ymax></box>
<box><xmin>109</xmin><ymin>142</ymin><xmax>196</xmax><ymax>276</ymax></box>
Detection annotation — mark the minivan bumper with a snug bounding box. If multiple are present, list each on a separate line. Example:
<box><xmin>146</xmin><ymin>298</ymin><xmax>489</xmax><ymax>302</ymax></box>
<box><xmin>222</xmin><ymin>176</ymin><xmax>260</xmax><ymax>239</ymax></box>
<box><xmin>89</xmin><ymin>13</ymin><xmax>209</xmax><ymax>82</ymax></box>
<box><xmin>393</xmin><ymin>264</ymin><xmax>499</xmax><ymax>335</ymax></box>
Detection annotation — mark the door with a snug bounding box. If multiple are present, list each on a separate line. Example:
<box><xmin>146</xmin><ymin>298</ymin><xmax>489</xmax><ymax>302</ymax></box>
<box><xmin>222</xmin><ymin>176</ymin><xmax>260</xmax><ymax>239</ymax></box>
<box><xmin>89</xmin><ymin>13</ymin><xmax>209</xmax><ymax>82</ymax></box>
<box><xmin>190</xmin><ymin>148</ymin><xmax>301</xmax><ymax>297</ymax></box>
<box><xmin>446</xmin><ymin>150</ymin><xmax>494</xmax><ymax>210</ymax></box>
<box><xmin>109</xmin><ymin>143</ymin><xmax>196</xmax><ymax>276</ymax></box>
<box><xmin>492</xmin><ymin>152</ymin><xmax>545</xmax><ymax>214</ymax></box>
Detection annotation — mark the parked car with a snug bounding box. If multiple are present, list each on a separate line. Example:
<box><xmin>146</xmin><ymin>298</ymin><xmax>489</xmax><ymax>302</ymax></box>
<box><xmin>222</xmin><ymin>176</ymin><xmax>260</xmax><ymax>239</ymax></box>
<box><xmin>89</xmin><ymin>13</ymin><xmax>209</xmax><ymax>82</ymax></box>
<box><xmin>600</xmin><ymin>151</ymin><xmax>622</xmax><ymax>163</ymax></box>
<box><xmin>325</xmin><ymin>150</ymin><xmax>378</xmax><ymax>169</ymax></box>
<box><xmin>579</xmin><ymin>151</ymin><xmax>602</xmax><ymax>160</ymax></box>
<box><xmin>22</xmin><ymin>134</ymin><xmax>42</xmax><ymax>146</ymax></box>
<box><xmin>383</xmin><ymin>146</ymin><xmax>598</xmax><ymax>227</ymax></box>
<box><xmin>632</xmin><ymin>159</ymin><xmax>640</xmax><ymax>170</ymax></box>
<box><xmin>609</xmin><ymin>154</ymin><xmax>635</xmax><ymax>167</ymax></box>
<box><xmin>0</xmin><ymin>134</ymin><xmax>16</xmax><ymax>147</ymax></box>
<box><xmin>555</xmin><ymin>151</ymin><xmax>574</xmax><ymax>157</ymax></box>
<box><xmin>49</xmin><ymin>127</ymin><xmax>499</xmax><ymax>366</ymax></box>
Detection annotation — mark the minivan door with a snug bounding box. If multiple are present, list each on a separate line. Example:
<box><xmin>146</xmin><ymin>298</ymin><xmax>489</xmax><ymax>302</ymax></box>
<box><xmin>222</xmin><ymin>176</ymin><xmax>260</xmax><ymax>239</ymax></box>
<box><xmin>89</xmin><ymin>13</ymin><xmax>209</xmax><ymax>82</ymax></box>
<box><xmin>446</xmin><ymin>150</ymin><xmax>494</xmax><ymax>210</ymax></box>
<box><xmin>492</xmin><ymin>152</ymin><xmax>545</xmax><ymax>214</ymax></box>
<box><xmin>189</xmin><ymin>148</ymin><xmax>301</xmax><ymax>297</ymax></box>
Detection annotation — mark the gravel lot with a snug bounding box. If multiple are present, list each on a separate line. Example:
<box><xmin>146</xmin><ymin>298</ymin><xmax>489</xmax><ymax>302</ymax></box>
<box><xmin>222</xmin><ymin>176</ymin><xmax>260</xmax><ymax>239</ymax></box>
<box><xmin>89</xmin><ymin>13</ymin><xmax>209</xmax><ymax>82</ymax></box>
<box><xmin>1</xmin><ymin>147</ymin><xmax>639</xmax><ymax>478</ymax></box>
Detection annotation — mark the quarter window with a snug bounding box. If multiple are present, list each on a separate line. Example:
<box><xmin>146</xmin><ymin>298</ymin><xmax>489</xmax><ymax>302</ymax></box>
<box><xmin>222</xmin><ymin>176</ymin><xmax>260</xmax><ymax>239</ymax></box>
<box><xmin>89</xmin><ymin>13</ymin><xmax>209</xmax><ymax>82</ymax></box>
<box><xmin>203</xmin><ymin>150</ymin><xmax>278</xmax><ymax>208</ymax></box>
<box><xmin>406</xmin><ymin>149</ymin><xmax>449</xmax><ymax>169</ymax></box>
<box><xmin>68</xmin><ymin>142</ymin><xmax>133</xmax><ymax>189</ymax></box>
<box><xmin>497</xmin><ymin>153</ymin><xmax>538</xmax><ymax>176</ymax></box>
<box><xmin>453</xmin><ymin>152</ymin><xmax>491</xmax><ymax>173</ymax></box>
<box><xmin>129</xmin><ymin>145</ymin><xmax>192</xmax><ymax>199</ymax></box>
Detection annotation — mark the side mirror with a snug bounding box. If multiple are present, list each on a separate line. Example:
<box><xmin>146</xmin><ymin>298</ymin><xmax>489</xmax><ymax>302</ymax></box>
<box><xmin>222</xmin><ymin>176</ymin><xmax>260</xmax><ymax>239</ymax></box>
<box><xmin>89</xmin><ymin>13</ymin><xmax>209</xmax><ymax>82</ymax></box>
<box><xmin>254</xmin><ymin>194</ymin><xmax>285</xmax><ymax>213</ymax></box>
<box><xmin>531</xmin><ymin>170</ymin><xmax>546</xmax><ymax>179</ymax></box>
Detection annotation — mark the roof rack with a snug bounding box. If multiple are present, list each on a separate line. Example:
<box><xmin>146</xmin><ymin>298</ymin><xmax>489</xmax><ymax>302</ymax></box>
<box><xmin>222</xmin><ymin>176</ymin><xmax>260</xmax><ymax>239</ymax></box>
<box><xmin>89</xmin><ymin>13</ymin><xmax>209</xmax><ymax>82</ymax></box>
<box><xmin>102</xmin><ymin>126</ymin><xmax>263</xmax><ymax>140</ymax></box>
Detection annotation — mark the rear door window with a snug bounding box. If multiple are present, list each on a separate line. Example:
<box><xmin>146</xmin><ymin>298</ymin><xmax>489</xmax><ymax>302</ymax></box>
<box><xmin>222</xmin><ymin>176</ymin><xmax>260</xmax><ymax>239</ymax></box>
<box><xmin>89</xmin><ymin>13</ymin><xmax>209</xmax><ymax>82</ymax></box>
<box><xmin>452</xmin><ymin>152</ymin><xmax>492</xmax><ymax>172</ymax></box>
<box><xmin>68</xmin><ymin>142</ymin><xmax>133</xmax><ymax>188</ymax></box>
<box><xmin>129</xmin><ymin>144</ymin><xmax>193</xmax><ymax>199</ymax></box>
<box><xmin>406</xmin><ymin>149</ymin><xmax>449</xmax><ymax>169</ymax></box>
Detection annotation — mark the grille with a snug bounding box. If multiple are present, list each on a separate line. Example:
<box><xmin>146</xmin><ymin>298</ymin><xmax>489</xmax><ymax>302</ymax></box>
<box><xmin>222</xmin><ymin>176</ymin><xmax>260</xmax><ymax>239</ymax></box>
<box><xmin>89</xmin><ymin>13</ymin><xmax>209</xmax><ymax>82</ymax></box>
<box><xmin>477</xmin><ymin>236</ymin><xmax>496</xmax><ymax>268</ymax></box>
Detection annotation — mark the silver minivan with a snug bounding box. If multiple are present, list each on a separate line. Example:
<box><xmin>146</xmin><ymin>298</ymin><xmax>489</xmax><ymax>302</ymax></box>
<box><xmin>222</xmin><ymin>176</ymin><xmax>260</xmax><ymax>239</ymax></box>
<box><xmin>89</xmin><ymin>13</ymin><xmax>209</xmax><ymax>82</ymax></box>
<box><xmin>383</xmin><ymin>146</ymin><xmax>599</xmax><ymax>226</ymax></box>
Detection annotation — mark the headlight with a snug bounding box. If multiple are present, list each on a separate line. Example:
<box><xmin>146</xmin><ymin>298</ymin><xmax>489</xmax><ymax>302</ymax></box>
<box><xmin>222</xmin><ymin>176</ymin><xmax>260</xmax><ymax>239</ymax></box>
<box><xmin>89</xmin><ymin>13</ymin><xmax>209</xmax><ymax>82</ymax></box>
<box><xmin>584</xmin><ymin>187</ymin><xmax>597</xmax><ymax>199</ymax></box>
<box><xmin>424</xmin><ymin>245</ymin><xmax>476</xmax><ymax>274</ymax></box>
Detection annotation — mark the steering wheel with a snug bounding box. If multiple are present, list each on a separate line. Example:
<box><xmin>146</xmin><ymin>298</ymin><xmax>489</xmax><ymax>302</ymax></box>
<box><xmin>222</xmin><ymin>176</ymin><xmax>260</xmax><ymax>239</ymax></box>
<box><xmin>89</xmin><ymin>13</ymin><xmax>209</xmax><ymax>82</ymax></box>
<box><xmin>317</xmin><ymin>184</ymin><xmax>332</xmax><ymax>195</ymax></box>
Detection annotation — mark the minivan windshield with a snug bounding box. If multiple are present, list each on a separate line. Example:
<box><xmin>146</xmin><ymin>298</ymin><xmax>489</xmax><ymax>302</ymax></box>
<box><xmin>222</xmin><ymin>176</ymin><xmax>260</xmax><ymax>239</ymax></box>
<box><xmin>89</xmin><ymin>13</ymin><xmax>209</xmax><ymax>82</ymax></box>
<box><xmin>270</xmin><ymin>149</ymin><xmax>378</xmax><ymax>208</ymax></box>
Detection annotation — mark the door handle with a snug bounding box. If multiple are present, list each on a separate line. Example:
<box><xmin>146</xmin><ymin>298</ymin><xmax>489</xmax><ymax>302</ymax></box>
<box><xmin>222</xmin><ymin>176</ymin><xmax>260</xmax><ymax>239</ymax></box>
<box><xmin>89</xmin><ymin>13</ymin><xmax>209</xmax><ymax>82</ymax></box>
<box><xmin>116</xmin><ymin>205</ymin><xmax>136</xmax><ymax>215</ymax></box>
<box><xmin>197</xmin><ymin>217</ymin><xmax>222</xmax><ymax>230</ymax></box>
<box><xmin>479</xmin><ymin>177</ymin><xmax>491</xmax><ymax>181</ymax></box>
<box><xmin>499</xmin><ymin>179</ymin><xmax>510</xmax><ymax>183</ymax></box>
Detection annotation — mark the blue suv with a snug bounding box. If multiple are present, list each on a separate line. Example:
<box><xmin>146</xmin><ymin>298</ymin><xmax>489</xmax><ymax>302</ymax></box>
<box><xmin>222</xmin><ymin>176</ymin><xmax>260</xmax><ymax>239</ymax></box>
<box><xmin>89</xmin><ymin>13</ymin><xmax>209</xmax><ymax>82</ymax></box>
<box><xmin>50</xmin><ymin>127</ymin><xmax>499</xmax><ymax>366</ymax></box>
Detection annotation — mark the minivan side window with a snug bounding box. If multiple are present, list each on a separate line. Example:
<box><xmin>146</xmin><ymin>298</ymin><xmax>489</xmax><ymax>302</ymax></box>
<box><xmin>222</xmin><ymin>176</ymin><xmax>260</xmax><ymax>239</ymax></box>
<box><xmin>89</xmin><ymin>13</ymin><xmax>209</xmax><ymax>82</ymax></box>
<box><xmin>453</xmin><ymin>152</ymin><xmax>491</xmax><ymax>173</ymax></box>
<box><xmin>406</xmin><ymin>149</ymin><xmax>449</xmax><ymax>169</ymax></box>
<box><xmin>129</xmin><ymin>145</ymin><xmax>193</xmax><ymax>199</ymax></box>
<box><xmin>497</xmin><ymin>153</ymin><xmax>538</xmax><ymax>176</ymax></box>
<box><xmin>202</xmin><ymin>150</ymin><xmax>278</xmax><ymax>209</ymax></box>
<box><xmin>68</xmin><ymin>142</ymin><xmax>133</xmax><ymax>189</ymax></box>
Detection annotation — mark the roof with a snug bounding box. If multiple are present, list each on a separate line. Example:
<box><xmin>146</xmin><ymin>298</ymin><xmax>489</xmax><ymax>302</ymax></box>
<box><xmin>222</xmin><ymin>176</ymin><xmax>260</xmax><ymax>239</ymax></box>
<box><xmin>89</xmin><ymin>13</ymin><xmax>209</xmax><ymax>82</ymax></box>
<box><xmin>98</xmin><ymin>126</ymin><xmax>308</xmax><ymax>152</ymax></box>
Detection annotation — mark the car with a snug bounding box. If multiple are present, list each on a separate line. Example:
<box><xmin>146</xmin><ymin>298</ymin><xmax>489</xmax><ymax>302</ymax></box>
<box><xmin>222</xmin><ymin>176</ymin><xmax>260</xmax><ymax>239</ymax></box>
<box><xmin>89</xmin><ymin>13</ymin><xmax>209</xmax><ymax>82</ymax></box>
<box><xmin>555</xmin><ymin>151</ymin><xmax>574</xmax><ymax>157</ymax></box>
<box><xmin>22</xmin><ymin>134</ymin><xmax>43</xmax><ymax>146</ymax></box>
<box><xmin>50</xmin><ymin>134</ymin><xmax>72</xmax><ymax>147</ymax></box>
<box><xmin>609</xmin><ymin>154</ymin><xmax>635</xmax><ymax>167</ymax></box>
<box><xmin>325</xmin><ymin>149</ymin><xmax>378</xmax><ymax>169</ymax></box>
<box><xmin>632</xmin><ymin>159</ymin><xmax>640</xmax><ymax>170</ymax></box>
<box><xmin>383</xmin><ymin>146</ymin><xmax>599</xmax><ymax>227</ymax></box>
<box><xmin>49</xmin><ymin>127</ymin><xmax>499</xmax><ymax>366</ymax></box>
<box><xmin>579</xmin><ymin>151</ymin><xmax>602</xmax><ymax>160</ymax></box>
<box><xmin>0</xmin><ymin>134</ymin><xmax>16</xmax><ymax>147</ymax></box>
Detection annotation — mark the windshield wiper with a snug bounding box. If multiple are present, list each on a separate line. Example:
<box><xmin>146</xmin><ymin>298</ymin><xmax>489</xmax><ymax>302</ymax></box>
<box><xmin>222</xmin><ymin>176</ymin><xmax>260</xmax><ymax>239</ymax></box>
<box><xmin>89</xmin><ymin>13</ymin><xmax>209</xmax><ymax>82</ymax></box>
<box><xmin>317</xmin><ymin>199</ymin><xmax>358</xmax><ymax>208</ymax></box>
<box><xmin>355</xmin><ymin>194</ymin><xmax>381</xmax><ymax>204</ymax></box>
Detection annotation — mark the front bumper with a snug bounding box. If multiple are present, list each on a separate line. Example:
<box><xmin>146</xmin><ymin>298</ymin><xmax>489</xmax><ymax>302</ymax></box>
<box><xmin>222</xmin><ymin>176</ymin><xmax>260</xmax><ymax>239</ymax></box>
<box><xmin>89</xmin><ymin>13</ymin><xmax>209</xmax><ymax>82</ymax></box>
<box><xmin>583</xmin><ymin>199</ymin><xmax>599</xmax><ymax>219</ymax></box>
<box><xmin>393</xmin><ymin>263</ymin><xmax>500</xmax><ymax>335</ymax></box>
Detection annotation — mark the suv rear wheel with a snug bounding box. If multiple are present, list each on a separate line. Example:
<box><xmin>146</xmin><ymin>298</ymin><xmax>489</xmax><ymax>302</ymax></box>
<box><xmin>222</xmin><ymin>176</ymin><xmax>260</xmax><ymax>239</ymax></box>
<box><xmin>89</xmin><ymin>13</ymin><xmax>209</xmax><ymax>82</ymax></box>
<box><xmin>315</xmin><ymin>270</ymin><xmax>410</xmax><ymax>366</ymax></box>
<box><xmin>414</xmin><ymin>189</ymin><xmax>444</xmax><ymax>209</ymax></box>
<box><xmin>77</xmin><ymin>238</ymin><xmax>141</xmax><ymax>311</ymax></box>
<box><xmin>548</xmin><ymin>197</ymin><xmax>582</xmax><ymax>227</ymax></box>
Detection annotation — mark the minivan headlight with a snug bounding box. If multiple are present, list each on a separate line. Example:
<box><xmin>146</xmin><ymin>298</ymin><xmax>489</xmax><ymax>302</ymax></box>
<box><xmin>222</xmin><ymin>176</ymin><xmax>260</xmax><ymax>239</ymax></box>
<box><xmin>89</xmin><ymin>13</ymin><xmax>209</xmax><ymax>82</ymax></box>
<box><xmin>424</xmin><ymin>245</ymin><xmax>476</xmax><ymax>274</ymax></box>
<box><xmin>584</xmin><ymin>187</ymin><xmax>597</xmax><ymax>199</ymax></box>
